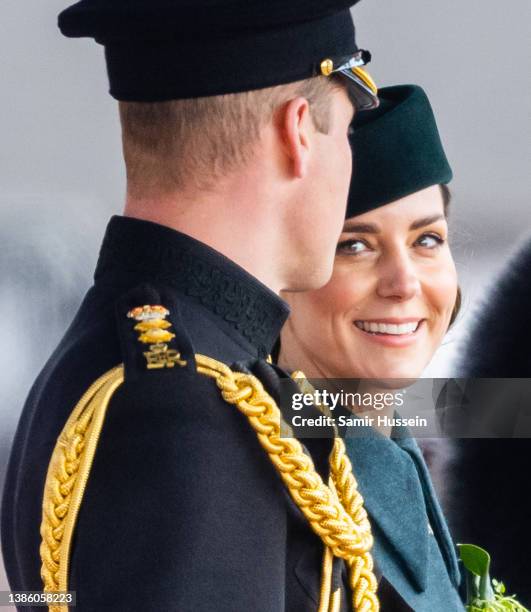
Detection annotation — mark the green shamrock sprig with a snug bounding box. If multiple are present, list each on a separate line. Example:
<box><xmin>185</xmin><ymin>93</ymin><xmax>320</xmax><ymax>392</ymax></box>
<box><xmin>458</xmin><ymin>544</ymin><xmax>529</xmax><ymax>611</ymax></box>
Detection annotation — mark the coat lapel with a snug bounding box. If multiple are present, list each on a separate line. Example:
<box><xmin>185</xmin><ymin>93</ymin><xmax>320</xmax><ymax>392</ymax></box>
<box><xmin>345</xmin><ymin>428</ymin><xmax>430</xmax><ymax>592</ymax></box>
<box><xmin>394</xmin><ymin>434</ymin><xmax>461</xmax><ymax>588</ymax></box>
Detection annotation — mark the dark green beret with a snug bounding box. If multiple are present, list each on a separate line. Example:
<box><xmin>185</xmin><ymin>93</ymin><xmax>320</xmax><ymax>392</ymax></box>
<box><xmin>347</xmin><ymin>84</ymin><xmax>452</xmax><ymax>218</ymax></box>
<box><xmin>58</xmin><ymin>0</ymin><xmax>378</xmax><ymax>109</ymax></box>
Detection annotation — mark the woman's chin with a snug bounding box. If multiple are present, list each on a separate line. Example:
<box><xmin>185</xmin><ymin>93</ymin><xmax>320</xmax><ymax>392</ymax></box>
<box><xmin>369</xmin><ymin>376</ymin><xmax>419</xmax><ymax>390</ymax></box>
<box><xmin>340</xmin><ymin>339</ymin><xmax>432</xmax><ymax>382</ymax></box>
<box><xmin>354</xmin><ymin>363</ymin><xmax>426</xmax><ymax>386</ymax></box>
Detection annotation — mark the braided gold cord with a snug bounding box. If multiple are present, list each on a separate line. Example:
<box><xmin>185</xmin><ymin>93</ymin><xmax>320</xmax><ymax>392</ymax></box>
<box><xmin>290</xmin><ymin>373</ymin><xmax>379</xmax><ymax>609</ymax></box>
<box><xmin>39</xmin><ymin>355</ymin><xmax>378</xmax><ymax>611</ymax></box>
<box><xmin>196</xmin><ymin>354</ymin><xmax>379</xmax><ymax>611</ymax></box>
<box><xmin>318</xmin><ymin>544</ymin><xmax>334</xmax><ymax>612</ymax></box>
<box><xmin>331</xmin><ymin>442</ymin><xmax>379</xmax><ymax>611</ymax></box>
<box><xmin>40</xmin><ymin>367</ymin><xmax>124</xmax><ymax>612</ymax></box>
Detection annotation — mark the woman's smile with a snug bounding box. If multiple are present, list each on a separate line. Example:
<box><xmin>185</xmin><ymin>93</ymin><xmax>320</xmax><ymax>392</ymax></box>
<box><xmin>353</xmin><ymin>318</ymin><xmax>425</xmax><ymax>347</ymax></box>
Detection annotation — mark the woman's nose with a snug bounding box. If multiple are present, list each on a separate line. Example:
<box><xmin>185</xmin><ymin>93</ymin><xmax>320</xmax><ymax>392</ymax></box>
<box><xmin>376</xmin><ymin>253</ymin><xmax>421</xmax><ymax>301</ymax></box>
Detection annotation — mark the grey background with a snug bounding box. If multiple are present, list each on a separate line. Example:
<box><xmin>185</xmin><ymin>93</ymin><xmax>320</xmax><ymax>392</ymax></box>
<box><xmin>1</xmin><ymin>0</ymin><xmax>530</xmax><ymax>599</ymax></box>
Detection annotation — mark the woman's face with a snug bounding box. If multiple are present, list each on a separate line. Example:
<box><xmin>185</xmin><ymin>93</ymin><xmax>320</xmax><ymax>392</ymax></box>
<box><xmin>280</xmin><ymin>185</ymin><xmax>458</xmax><ymax>380</ymax></box>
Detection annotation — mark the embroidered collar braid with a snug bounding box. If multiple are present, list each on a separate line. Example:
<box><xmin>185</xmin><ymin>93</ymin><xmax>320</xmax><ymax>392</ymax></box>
<box><xmin>40</xmin><ymin>357</ymin><xmax>379</xmax><ymax>612</ymax></box>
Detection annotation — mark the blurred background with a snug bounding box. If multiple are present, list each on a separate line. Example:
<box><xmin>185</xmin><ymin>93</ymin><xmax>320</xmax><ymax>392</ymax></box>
<box><xmin>1</xmin><ymin>0</ymin><xmax>530</xmax><ymax>604</ymax></box>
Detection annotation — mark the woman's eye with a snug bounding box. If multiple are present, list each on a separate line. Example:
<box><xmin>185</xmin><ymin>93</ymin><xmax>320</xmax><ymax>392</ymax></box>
<box><xmin>414</xmin><ymin>233</ymin><xmax>444</xmax><ymax>249</ymax></box>
<box><xmin>336</xmin><ymin>239</ymin><xmax>368</xmax><ymax>255</ymax></box>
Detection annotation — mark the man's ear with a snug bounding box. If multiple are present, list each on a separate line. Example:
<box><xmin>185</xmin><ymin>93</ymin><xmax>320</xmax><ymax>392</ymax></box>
<box><xmin>277</xmin><ymin>97</ymin><xmax>315</xmax><ymax>179</ymax></box>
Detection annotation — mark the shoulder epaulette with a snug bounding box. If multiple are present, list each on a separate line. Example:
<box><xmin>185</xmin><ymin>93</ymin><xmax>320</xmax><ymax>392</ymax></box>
<box><xmin>40</xmin><ymin>284</ymin><xmax>195</xmax><ymax>610</ymax></box>
<box><xmin>115</xmin><ymin>284</ymin><xmax>196</xmax><ymax>381</ymax></box>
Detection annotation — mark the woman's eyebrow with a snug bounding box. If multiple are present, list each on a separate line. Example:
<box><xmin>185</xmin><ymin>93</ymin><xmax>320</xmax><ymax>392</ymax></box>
<box><xmin>409</xmin><ymin>214</ymin><xmax>445</xmax><ymax>230</ymax></box>
<box><xmin>342</xmin><ymin>221</ymin><xmax>379</xmax><ymax>233</ymax></box>
<box><xmin>342</xmin><ymin>214</ymin><xmax>445</xmax><ymax>234</ymax></box>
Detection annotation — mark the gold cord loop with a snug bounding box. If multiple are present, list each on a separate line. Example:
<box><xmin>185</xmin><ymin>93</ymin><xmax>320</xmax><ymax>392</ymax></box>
<box><xmin>40</xmin><ymin>356</ymin><xmax>379</xmax><ymax>611</ymax></box>
<box><xmin>195</xmin><ymin>356</ymin><xmax>378</xmax><ymax>610</ymax></box>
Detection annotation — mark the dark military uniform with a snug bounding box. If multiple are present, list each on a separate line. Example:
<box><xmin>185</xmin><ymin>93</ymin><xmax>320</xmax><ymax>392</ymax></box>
<box><xmin>3</xmin><ymin>216</ymin><xmax>449</xmax><ymax>610</ymax></box>
<box><xmin>2</xmin><ymin>217</ymin><xmax>365</xmax><ymax>610</ymax></box>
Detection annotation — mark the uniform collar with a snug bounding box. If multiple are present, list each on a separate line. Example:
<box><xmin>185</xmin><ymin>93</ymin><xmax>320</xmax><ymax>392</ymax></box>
<box><xmin>94</xmin><ymin>215</ymin><xmax>290</xmax><ymax>357</ymax></box>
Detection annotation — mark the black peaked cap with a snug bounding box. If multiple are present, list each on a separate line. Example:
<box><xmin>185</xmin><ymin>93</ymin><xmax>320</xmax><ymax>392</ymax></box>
<box><xmin>59</xmin><ymin>0</ymin><xmax>362</xmax><ymax>39</ymax></box>
<box><xmin>58</xmin><ymin>0</ymin><xmax>371</xmax><ymax>102</ymax></box>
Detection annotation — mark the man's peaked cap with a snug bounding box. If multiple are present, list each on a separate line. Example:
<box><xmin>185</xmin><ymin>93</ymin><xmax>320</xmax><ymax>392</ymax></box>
<box><xmin>58</xmin><ymin>0</ymin><xmax>374</xmax><ymax>103</ymax></box>
<box><xmin>59</xmin><ymin>0</ymin><xmax>362</xmax><ymax>39</ymax></box>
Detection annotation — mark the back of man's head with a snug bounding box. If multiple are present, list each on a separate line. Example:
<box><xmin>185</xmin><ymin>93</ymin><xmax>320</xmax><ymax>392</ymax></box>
<box><xmin>59</xmin><ymin>0</ymin><xmax>377</xmax><ymax>291</ymax></box>
<box><xmin>119</xmin><ymin>76</ymin><xmax>342</xmax><ymax>197</ymax></box>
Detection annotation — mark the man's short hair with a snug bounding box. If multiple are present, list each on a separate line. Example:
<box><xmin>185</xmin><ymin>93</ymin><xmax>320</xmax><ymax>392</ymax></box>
<box><xmin>119</xmin><ymin>76</ymin><xmax>345</xmax><ymax>195</ymax></box>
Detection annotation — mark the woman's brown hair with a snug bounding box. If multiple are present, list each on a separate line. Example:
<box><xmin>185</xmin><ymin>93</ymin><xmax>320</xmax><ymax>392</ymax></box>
<box><xmin>441</xmin><ymin>184</ymin><xmax>461</xmax><ymax>327</ymax></box>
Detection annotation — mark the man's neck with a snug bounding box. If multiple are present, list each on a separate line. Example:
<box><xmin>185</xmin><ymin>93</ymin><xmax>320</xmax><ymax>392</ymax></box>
<box><xmin>124</xmin><ymin>187</ymin><xmax>284</xmax><ymax>294</ymax></box>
